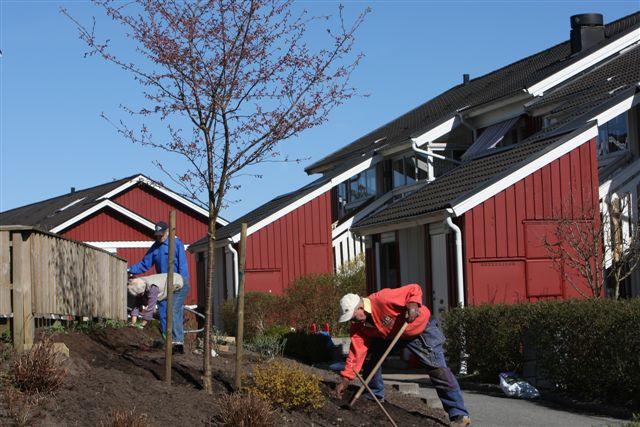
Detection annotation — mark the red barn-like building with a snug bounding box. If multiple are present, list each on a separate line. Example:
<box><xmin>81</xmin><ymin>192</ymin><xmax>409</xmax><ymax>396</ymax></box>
<box><xmin>192</xmin><ymin>12</ymin><xmax>640</xmax><ymax>326</ymax></box>
<box><xmin>0</xmin><ymin>174</ymin><xmax>227</xmax><ymax>306</ymax></box>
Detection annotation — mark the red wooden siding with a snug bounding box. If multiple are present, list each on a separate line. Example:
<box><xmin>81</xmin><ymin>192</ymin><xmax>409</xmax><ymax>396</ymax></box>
<box><xmin>244</xmin><ymin>191</ymin><xmax>333</xmax><ymax>294</ymax></box>
<box><xmin>463</xmin><ymin>139</ymin><xmax>600</xmax><ymax>305</ymax></box>
<box><xmin>64</xmin><ymin>209</ymin><xmax>152</xmax><ymax>241</ymax></box>
<box><xmin>61</xmin><ymin>184</ymin><xmax>209</xmax><ymax>306</ymax></box>
<box><xmin>114</xmin><ymin>185</ymin><xmax>208</xmax><ymax>244</ymax></box>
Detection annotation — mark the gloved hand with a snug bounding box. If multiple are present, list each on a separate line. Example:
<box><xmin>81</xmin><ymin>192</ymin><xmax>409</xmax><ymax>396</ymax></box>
<box><xmin>405</xmin><ymin>302</ymin><xmax>420</xmax><ymax>323</ymax></box>
<box><xmin>335</xmin><ymin>377</ymin><xmax>350</xmax><ymax>399</ymax></box>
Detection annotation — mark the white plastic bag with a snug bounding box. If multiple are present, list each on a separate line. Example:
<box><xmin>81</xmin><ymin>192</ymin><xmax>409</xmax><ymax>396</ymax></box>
<box><xmin>499</xmin><ymin>372</ymin><xmax>540</xmax><ymax>399</ymax></box>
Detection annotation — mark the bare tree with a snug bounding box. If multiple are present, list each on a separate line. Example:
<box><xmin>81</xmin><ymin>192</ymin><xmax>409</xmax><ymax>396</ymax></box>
<box><xmin>62</xmin><ymin>0</ymin><xmax>368</xmax><ymax>393</ymax></box>
<box><xmin>544</xmin><ymin>198</ymin><xmax>640</xmax><ymax>299</ymax></box>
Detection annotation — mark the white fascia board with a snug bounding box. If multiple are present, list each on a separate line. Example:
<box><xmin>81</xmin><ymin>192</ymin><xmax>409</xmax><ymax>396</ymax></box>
<box><xmin>599</xmin><ymin>158</ymin><xmax>640</xmax><ymax>199</ymax></box>
<box><xmin>98</xmin><ymin>174</ymin><xmax>224</xmax><ymax>223</ymax></box>
<box><xmin>590</xmin><ymin>91</ymin><xmax>640</xmax><ymax>127</ymax></box>
<box><xmin>230</xmin><ymin>155</ymin><xmax>381</xmax><ymax>243</ymax></box>
<box><xmin>50</xmin><ymin>200</ymin><xmax>156</xmax><ymax>233</ymax></box>
<box><xmin>411</xmin><ymin>116</ymin><xmax>459</xmax><ymax>147</ymax></box>
<box><xmin>527</xmin><ymin>28</ymin><xmax>640</xmax><ymax>97</ymax></box>
<box><xmin>85</xmin><ymin>241</ymin><xmax>189</xmax><ymax>250</ymax></box>
<box><xmin>332</xmin><ymin>191</ymin><xmax>395</xmax><ymax>239</ymax></box>
<box><xmin>352</xmin><ymin>210</ymin><xmax>448</xmax><ymax>237</ymax></box>
<box><xmin>451</xmin><ymin>124</ymin><xmax>599</xmax><ymax>216</ymax></box>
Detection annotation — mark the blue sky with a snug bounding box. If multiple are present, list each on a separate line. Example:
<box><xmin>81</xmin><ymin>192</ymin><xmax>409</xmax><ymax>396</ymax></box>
<box><xmin>1</xmin><ymin>1</ymin><xmax>638</xmax><ymax>221</ymax></box>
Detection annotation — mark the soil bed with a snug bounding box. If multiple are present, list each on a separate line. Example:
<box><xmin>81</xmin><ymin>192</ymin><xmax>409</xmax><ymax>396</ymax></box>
<box><xmin>2</xmin><ymin>327</ymin><xmax>447</xmax><ymax>426</ymax></box>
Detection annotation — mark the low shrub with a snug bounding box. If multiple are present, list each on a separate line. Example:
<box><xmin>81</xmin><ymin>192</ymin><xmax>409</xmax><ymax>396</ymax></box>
<box><xmin>221</xmin><ymin>261</ymin><xmax>365</xmax><ymax>338</ymax></box>
<box><xmin>3</xmin><ymin>386</ymin><xmax>35</xmax><ymax>426</ymax></box>
<box><xmin>443</xmin><ymin>298</ymin><xmax>640</xmax><ymax>407</ymax></box>
<box><xmin>221</xmin><ymin>292</ymin><xmax>286</xmax><ymax>339</ymax></box>
<box><xmin>285</xmin><ymin>260</ymin><xmax>366</xmax><ymax>336</ymax></box>
<box><xmin>247</xmin><ymin>360</ymin><xmax>324</xmax><ymax>410</ymax></box>
<box><xmin>213</xmin><ymin>393</ymin><xmax>276</xmax><ymax>427</ymax></box>
<box><xmin>246</xmin><ymin>334</ymin><xmax>287</xmax><ymax>361</ymax></box>
<box><xmin>103</xmin><ymin>409</ymin><xmax>150</xmax><ymax>427</ymax></box>
<box><xmin>12</xmin><ymin>338</ymin><xmax>67</xmax><ymax>395</ymax></box>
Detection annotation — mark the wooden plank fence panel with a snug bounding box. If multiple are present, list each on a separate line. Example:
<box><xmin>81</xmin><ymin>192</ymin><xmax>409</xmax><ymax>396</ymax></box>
<box><xmin>1</xmin><ymin>227</ymin><xmax>128</xmax><ymax>330</ymax></box>
<box><xmin>0</xmin><ymin>231</ymin><xmax>10</xmax><ymax>316</ymax></box>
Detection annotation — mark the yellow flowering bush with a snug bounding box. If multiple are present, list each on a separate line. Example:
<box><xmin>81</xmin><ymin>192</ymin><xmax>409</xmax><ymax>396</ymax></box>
<box><xmin>247</xmin><ymin>360</ymin><xmax>324</xmax><ymax>410</ymax></box>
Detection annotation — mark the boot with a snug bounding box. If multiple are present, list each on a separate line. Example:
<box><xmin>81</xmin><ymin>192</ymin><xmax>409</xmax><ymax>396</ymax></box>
<box><xmin>450</xmin><ymin>415</ymin><xmax>471</xmax><ymax>427</ymax></box>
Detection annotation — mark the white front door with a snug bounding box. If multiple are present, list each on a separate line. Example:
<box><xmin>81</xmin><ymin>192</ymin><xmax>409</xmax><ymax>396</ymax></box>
<box><xmin>429</xmin><ymin>224</ymin><xmax>449</xmax><ymax>317</ymax></box>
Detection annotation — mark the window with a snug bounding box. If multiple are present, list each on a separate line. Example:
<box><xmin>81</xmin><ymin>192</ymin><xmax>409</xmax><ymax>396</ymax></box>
<box><xmin>393</xmin><ymin>158</ymin><xmax>405</xmax><ymax>188</ymax></box>
<box><xmin>335</xmin><ymin>166</ymin><xmax>376</xmax><ymax>220</ymax></box>
<box><xmin>598</xmin><ymin>113</ymin><xmax>628</xmax><ymax>157</ymax></box>
<box><xmin>392</xmin><ymin>154</ymin><xmax>429</xmax><ymax>188</ymax></box>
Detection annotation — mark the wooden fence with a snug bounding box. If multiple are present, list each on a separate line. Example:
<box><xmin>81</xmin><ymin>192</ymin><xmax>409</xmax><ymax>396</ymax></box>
<box><xmin>0</xmin><ymin>226</ymin><xmax>127</xmax><ymax>351</ymax></box>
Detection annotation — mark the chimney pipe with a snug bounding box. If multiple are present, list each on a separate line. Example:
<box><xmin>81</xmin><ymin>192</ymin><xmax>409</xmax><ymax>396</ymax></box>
<box><xmin>463</xmin><ymin>74</ymin><xmax>470</xmax><ymax>85</ymax></box>
<box><xmin>570</xmin><ymin>13</ymin><xmax>604</xmax><ymax>54</ymax></box>
<box><xmin>70</xmin><ymin>187</ymin><xmax>76</xmax><ymax>193</ymax></box>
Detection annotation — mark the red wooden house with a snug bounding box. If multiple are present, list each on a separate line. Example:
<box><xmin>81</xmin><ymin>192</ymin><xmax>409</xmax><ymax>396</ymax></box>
<box><xmin>0</xmin><ymin>174</ymin><xmax>227</xmax><ymax>306</ymax></box>
<box><xmin>192</xmin><ymin>12</ymin><xmax>640</xmax><ymax>324</ymax></box>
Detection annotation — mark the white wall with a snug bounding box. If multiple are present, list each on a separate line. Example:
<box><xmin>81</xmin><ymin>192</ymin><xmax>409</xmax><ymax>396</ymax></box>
<box><xmin>398</xmin><ymin>226</ymin><xmax>426</xmax><ymax>299</ymax></box>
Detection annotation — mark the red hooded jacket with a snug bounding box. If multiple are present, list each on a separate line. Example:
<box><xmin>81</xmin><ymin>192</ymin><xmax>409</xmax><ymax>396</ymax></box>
<box><xmin>340</xmin><ymin>284</ymin><xmax>430</xmax><ymax>380</ymax></box>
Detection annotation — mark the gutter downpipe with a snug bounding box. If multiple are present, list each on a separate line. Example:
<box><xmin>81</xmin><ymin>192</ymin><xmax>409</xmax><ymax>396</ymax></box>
<box><xmin>226</xmin><ymin>242</ymin><xmax>240</xmax><ymax>297</ymax></box>
<box><xmin>444</xmin><ymin>210</ymin><xmax>465</xmax><ymax>308</ymax></box>
<box><xmin>444</xmin><ymin>209</ymin><xmax>467</xmax><ymax>375</ymax></box>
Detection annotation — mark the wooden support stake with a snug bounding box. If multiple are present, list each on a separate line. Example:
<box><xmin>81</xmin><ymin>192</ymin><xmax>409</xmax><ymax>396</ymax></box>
<box><xmin>165</xmin><ymin>211</ymin><xmax>176</xmax><ymax>385</ymax></box>
<box><xmin>234</xmin><ymin>223</ymin><xmax>248</xmax><ymax>391</ymax></box>
<box><xmin>12</xmin><ymin>231</ymin><xmax>34</xmax><ymax>352</ymax></box>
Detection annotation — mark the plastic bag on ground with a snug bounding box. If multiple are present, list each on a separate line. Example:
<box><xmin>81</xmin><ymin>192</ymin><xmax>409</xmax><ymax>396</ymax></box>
<box><xmin>499</xmin><ymin>371</ymin><xmax>540</xmax><ymax>399</ymax></box>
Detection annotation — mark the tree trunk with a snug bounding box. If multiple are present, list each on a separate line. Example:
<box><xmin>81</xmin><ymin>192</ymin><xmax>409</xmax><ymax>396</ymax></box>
<box><xmin>203</xmin><ymin>208</ymin><xmax>217</xmax><ymax>393</ymax></box>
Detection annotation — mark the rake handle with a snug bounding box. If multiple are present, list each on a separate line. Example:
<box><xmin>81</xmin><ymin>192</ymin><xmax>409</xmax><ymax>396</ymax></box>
<box><xmin>348</xmin><ymin>321</ymin><xmax>408</xmax><ymax>407</ymax></box>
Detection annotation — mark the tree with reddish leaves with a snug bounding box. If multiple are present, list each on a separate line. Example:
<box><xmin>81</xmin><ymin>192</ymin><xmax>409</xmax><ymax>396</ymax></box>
<box><xmin>62</xmin><ymin>0</ymin><xmax>368</xmax><ymax>393</ymax></box>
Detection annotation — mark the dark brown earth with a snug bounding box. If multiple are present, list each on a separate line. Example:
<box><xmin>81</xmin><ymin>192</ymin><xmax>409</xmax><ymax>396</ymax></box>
<box><xmin>1</xmin><ymin>327</ymin><xmax>448</xmax><ymax>426</ymax></box>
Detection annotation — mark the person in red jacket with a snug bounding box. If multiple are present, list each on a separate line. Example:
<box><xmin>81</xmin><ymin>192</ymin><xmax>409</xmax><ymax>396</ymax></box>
<box><xmin>335</xmin><ymin>284</ymin><xmax>470</xmax><ymax>427</ymax></box>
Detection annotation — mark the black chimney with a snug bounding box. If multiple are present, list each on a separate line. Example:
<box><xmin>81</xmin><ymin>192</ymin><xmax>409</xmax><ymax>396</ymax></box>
<box><xmin>70</xmin><ymin>187</ymin><xmax>76</xmax><ymax>193</ymax></box>
<box><xmin>570</xmin><ymin>13</ymin><xmax>604</xmax><ymax>54</ymax></box>
<box><xmin>463</xmin><ymin>73</ymin><xmax>470</xmax><ymax>85</ymax></box>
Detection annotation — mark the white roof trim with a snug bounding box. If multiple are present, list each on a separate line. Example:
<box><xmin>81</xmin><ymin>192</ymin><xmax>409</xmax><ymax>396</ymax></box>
<box><xmin>85</xmin><ymin>241</ymin><xmax>189</xmax><ymax>250</ymax></box>
<box><xmin>97</xmin><ymin>174</ymin><xmax>228</xmax><ymax>225</ymax></box>
<box><xmin>411</xmin><ymin>116</ymin><xmax>460</xmax><ymax>147</ymax></box>
<box><xmin>590</xmin><ymin>91</ymin><xmax>640</xmax><ymax>126</ymax></box>
<box><xmin>451</xmin><ymin>124</ymin><xmax>599</xmax><ymax>216</ymax></box>
<box><xmin>50</xmin><ymin>200</ymin><xmax>156</xmax><ymax>233</ymax></box>
<box><xmin>527</xmin><ymin>28</ymin><xmax>640</xmax><ymax>97</ymax></box>
<box><xmin>332</xmin><ymin>191</ymin><xmax>395</xmax><ymax>240</ymax></box>
<box><xmin>230</xmin><ymin>155</ymin><xmax>381</xmax><ymax>243</ymax></box>
<box><xmin>228</xmin><ymin>114</ymin><xmax>460</xmax><ymax>242</ymax></box>
<box><xmin>599</xmin><ymin>157</ymin><xmax>640</xmax><ymax>199</ymax></box>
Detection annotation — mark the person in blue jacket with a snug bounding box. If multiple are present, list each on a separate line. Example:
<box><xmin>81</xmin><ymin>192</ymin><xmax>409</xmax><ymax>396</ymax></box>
<box><xmin>128</xmin><ymin>220</ymin><xmax>190</xmax><ymax>354</ymax></box>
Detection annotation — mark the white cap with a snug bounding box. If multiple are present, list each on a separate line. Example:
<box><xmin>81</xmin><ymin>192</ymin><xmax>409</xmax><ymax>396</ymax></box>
<box><xmin>127</xmin><ymin>278</ymin><xmax>146</xmax><ymax>296</ymax></box>
<box><xmin>339</xmin><ymin>293</ymin><xmax>361</xmax><ymax>323</ymax></box>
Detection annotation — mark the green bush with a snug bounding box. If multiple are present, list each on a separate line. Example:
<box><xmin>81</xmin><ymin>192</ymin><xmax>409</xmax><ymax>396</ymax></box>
<box><xmin>221</xmin><ymin>261</ymin><xmax>365</xmax><ymax>337</ymax></box>
<box><xmin>247</xmin><ymin>360</ymin><xmax>324</xmax><ymax>410</ymax></box>
<box><xmin>221</xmin><ymin>292</ymin><xmax>286</xmax><ymax>339</ymax></box>
<box><xmin>285</xmin><ymin>260</ymin><xmax>366</xmax><ymax>336</ymax></box>
<box><xmin>443</xmin><ymin>298</ymin><xmax>640</xmax><ymax>407</ymax></box>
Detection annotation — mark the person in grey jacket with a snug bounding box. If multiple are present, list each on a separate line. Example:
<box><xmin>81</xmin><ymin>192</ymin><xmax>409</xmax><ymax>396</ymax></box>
<box><xmin>128</xmin><ymin>274</ymin><xmax>184</xmax><ymax>332</ymax></box>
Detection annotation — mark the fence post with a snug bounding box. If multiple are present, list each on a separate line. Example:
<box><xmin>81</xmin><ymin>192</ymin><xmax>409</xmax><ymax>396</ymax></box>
<box><xmin>165</xmin><ymin>210</ymin><xmax>176</xmax><ymax>385</ymax></box>
<box><xmin>234</xmin><ymin>223</ymin><xmax>248</xmax><ymax>391</ymax></box>
<box><xmin>12</xmin><ymin>231</ymin><xmax>34</xmax><ymax>352</ymax></box>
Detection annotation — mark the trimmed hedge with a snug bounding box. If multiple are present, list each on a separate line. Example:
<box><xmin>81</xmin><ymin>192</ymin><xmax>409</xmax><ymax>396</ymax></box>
<box><xmin>443</xmin><ymin>298</ymin><xmax>640</xmax><ymax>407</ymax></box>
